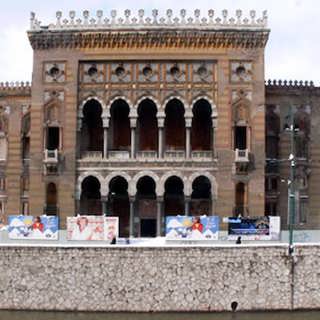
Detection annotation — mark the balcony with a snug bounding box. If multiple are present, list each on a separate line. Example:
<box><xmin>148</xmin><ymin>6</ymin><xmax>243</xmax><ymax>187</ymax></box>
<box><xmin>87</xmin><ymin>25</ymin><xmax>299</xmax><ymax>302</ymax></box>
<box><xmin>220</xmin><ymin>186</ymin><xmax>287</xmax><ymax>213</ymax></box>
<box><xmin>44</xmin><ymin>149</ymin><xmax>58</xmax><ymax>163</ymax></box>
<box><xmin>164</xmin><ymin>150</ymin><xmax>185</xmax><ymax>159</ymax></box>
<box><xmin>235</xmin><ymin>149</ymin><xmax>249</xmax><ymax>162</ymax></box>
<box><xmin>82</xmin><ymin>151</ymin><xmax>103</xmax><ymax>160</ymax></box>
<box><xmin>136</xmin><ymin>151</ymin><xmax>157</xmax><ymax>159</ymax></box>
<box><xmin>43</xmin><ymin>149</ymin><xmax>59</xmax><ymax>175</ymax></box>
<box><xmin>109</xmin><ymin>150</ymin><xmax>130</xmax><ymax>160</ymax></box>
<box><xmin>191</xmin><ymin>151</ymin><xmax>213</xmax><ymax>160</ymax></box>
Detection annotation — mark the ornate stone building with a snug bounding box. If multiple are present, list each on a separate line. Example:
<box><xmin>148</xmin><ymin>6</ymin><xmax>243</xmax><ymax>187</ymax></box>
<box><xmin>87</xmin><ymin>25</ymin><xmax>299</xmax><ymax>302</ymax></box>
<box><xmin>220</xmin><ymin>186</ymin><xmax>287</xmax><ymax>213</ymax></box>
<box><xmin>0</xmin><ymin>9</ymin><xmax>318</xmax><ymax>235</ymax></box>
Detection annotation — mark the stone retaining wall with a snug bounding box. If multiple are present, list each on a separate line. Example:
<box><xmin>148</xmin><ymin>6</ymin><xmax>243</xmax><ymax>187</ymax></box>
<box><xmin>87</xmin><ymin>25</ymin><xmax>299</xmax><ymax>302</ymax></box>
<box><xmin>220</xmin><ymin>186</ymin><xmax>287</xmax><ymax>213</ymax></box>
<box><xmin>0</xmin><ymin>245</ymin><xmax>318</xmax><ymax>311</ymax></box>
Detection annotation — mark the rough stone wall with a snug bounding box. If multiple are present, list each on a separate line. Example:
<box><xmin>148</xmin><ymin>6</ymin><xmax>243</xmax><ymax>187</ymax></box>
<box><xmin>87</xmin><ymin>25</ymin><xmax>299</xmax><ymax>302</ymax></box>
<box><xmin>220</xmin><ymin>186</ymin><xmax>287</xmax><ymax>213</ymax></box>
<box><xmin>0</xmin><ymin>245</ymin><xmax>305</xmax><ymax>312</ymax></box>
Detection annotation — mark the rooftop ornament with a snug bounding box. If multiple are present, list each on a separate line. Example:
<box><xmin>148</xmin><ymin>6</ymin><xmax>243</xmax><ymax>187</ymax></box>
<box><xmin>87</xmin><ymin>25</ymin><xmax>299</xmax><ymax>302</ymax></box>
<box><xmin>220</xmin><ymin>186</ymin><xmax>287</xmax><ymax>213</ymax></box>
<box><xmin>29</xmin><ymin>9</ymin><xmax>268</xmax><ymax>31</ymax></box>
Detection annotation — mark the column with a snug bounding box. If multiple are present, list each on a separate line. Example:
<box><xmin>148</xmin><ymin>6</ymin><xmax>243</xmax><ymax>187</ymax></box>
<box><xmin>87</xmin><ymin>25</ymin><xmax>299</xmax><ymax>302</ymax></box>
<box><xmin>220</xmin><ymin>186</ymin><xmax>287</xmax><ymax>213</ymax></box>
<box><xmin>101</xmin><ymin>196</ymin><xmax>108</xmax><ymax>215</ymax></box>
<box><xmin>130</xmin><ymin>128</ymin><xmax>135</xmax><ymax>159</ymax></box>
<box><xmin>186</xmin><ymin>127</ymin><xmax>191</xmax><ymax>159</ymax></box>
<box><xmin>129</xmin><ymin>197</ymin><xmax>135</xmax><ymax>237</ymax></box>
<box><xmin>212</xmin><ymin>116</ymin><xmax>217</xmax><ymax>157</ymax></box>
<box><xmin>185</xmin><ymin>117</ymin><xmax>192</xmax><ymax>159</ymax></box>
<box><xmin>185</xmin><ymin>196</ymin><xmax>191</xmax><ymax>216</ymax></box>
<box><xmin>103</xmin><ymin>127</ymin><xmax>108</xmax><ymax>159</ymax></box>
<box><xmin>156</xmin><ymin>197</ymin><xmax>163</xmax><ymax>236</ymax></box>
<box><xmin>157</xmin><ymin>115</ymin><xmax>164</xmax><ymax>159</ymax></box>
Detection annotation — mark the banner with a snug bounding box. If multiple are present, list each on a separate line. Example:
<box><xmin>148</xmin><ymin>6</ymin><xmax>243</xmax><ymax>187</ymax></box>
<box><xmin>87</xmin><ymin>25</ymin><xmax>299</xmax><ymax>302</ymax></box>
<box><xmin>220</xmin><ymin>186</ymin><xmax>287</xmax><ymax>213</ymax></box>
<box><xmin>227</xmin><ymin>216</ymin><xmax>281</xmax><ymax>240</ymax></box>
<box><xmin>166</xmin><ymin>216</ymin><xmax>219</xmax><ymax>240</ymax></box>
<box><xmin>8</xmin><ymin>215</ymin><xmax>59</xmax><ymax>240</ymax></box>
<box><xmin>67</xmin><ymin>216</ymin><xmax>119</xmax><ymax>242</ymax></box>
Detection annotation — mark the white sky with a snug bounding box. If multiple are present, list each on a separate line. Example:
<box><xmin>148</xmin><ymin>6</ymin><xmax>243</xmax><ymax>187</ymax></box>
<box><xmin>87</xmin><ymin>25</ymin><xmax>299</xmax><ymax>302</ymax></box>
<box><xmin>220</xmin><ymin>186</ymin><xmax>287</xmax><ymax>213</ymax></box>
<box><xmin>0</xmin><ymin>0</ymin><xmax>319</xmax><ymax>84</ymax></box>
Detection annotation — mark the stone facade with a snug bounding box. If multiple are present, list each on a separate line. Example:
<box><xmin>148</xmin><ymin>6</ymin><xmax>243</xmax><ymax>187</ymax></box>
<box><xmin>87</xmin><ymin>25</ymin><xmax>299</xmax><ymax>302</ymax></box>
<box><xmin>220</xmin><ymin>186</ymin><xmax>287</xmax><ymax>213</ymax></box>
<box><xmin>0</xmin><ymin>244</ymin><xmax>319</xmax><ymax>311</ymax></box>
<box><xmin>0</xmin><ymin>9</ymin><xmax>318</xmax><ymax>233</ymax></box>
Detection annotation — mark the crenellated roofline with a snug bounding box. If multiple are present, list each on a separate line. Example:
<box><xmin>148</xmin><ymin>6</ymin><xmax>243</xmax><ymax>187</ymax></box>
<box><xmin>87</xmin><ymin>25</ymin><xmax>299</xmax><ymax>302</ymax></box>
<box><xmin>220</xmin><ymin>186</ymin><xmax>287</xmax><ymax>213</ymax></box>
<box><xmin>0</xmin><ymin>81</ymin><xmax>31</xmax><ymax>97</ymax></box>
<box><xmin>28</xmin><ymin>9</ymin><xmax>270</xmax><ymax>50</ymax></box>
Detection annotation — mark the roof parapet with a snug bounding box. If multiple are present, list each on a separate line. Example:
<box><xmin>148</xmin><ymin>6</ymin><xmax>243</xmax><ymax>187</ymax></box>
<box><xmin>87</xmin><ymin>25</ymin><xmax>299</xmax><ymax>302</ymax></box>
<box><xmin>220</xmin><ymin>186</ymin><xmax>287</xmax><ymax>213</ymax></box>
<box><xmin>265</xmin><ymin>79</ymin><xmax>315</xmax><ymax>88</ymax></box>
<box><xmin>0</xmin><ymin>82</ymin><xmax>31</xmax><ymax>95</ymax></box>
<box><xmin>29</xmin><ymin>9</ymin><xmax>268</xmax><ymax>32</ymax></box>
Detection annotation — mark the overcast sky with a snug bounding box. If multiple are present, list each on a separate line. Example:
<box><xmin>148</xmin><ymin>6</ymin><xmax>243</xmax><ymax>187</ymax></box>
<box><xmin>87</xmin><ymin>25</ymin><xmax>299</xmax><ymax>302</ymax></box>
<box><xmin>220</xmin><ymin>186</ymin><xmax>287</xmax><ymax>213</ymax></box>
<box><xmin>0</xmin><ymin>0</ymin><xmax>319</xmax><ymax>84</ymax></box>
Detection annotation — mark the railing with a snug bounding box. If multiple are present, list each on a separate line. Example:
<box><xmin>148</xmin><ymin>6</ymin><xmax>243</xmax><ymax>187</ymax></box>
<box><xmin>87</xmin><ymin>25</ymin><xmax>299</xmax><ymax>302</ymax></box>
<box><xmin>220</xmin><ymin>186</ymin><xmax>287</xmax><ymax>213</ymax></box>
<box><xmin>164</xmin><ymin>150</ymin><xmax>185</xmax><ymax>159</ymax></box>
<box><xmin>109</xmin><ymin>150</ymin><xmax>130</xmax><ymax>160</ymax></box>
<box><xmin>44</xmin><ymin>149</ymin><xmax>58</xmax><ymax>163</ymax></box>
<box><xmin>191</xmin><ymin>151</ymin><xmax>213</xmax><ymax>159</ymax></box>
<box><xmin>82</xmin><ymin>151</ymin><xmax>103</xmax><ymax>159</ymax></box>
<box><xmin>235</xmin><ymin>149</ymin><xmax>249</xmax><ymax>162</ymax></box>
<box><xmin>136</xmin><ymin>151</ymin><xmax>157</xmax><ymax>159</ymax></box>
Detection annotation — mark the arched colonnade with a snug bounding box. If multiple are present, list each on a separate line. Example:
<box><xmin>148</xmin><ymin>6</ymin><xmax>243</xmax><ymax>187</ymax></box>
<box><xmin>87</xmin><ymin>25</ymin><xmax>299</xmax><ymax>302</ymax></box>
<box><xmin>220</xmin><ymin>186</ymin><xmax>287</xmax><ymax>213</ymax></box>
<box><xmin>76</xmin><ymin>171</ymin><xmax>217</xmax><ymax>238</ymax></box>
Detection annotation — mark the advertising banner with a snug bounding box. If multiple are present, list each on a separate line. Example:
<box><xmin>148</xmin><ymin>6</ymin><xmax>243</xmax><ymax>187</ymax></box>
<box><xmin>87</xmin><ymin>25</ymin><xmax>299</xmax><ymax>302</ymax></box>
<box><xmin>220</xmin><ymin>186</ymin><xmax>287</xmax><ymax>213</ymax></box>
<box><xmin>227</xmin><ymin>216</ymin><xmax>281</xmax><ymax>240</ymax></box>
<box><xmin>67</xmin><ymin>216</ymin><xmax>119</xmax><ymax>242</ymax></box>
<box><xmin>166</xmin><ymin>216</ymin><xmax>219</xmax><ymax>240</ymax></box>
<box><xmin>8</xmin><ymin>215</ymin><xmax>59</xmax><ymax>240</ymax></box>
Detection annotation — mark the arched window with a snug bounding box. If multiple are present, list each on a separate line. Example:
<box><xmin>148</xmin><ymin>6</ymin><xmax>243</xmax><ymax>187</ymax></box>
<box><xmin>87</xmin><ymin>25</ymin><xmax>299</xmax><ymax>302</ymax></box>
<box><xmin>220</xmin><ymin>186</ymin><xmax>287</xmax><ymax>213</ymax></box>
<box><xmin>81</xmin><ymin>99</ymin><xmax>103</xmax><ymax>153</ymax></box>
<box><xmin>136</xmin><ymin>176</ymin><xmax>157</xmax><ymax>237</ymax></box>
<box><xmin>80</xmin><ymin>176</ymin><xmax>102</xmax><ymax>215</ymax></box>
<box><xmin>45</xmin><ymin>182</ymin><xmax>58</xmax><ymax>215</ymax></box>
<box><xmin>191</xmin><ymin>99</ymin><xmax>212</xmax><ymax>151</ymax></box>
<box><xmin>191</xmin><ymin>176</ymin><xmax>212</xmax><ymax>216</ymax></box>
<box><xmin>137</xmin><ymin>99</ymin><xmax>158</xmax><ymax>152</ymax></box>
<box><xmin>164</xmin><ymin>99</ymin><xmax>185</xmax><ymax>151</ymax></box>
<box><xmin>164</xmin><ymin>176</ymin><xmax>185</xmax><ymax>216</ymax></box>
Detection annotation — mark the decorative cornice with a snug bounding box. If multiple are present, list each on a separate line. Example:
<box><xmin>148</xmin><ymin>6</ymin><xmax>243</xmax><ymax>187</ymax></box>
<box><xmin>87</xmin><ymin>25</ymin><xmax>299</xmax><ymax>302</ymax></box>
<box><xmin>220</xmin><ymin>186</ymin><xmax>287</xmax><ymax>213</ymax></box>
<box><xmin>28</xmin><ymin>30</ymin><xmax>269</xmax><ymax>50</ymax></box>
<box><xmin>29</xmin><ymin>9</ymin><xmax>268</xmax><ymax>32</ymax></box>
<box><xmin>0</xmin><ymin>82</ymin><xmax>31</xmax><ymax>97</ymax></box>
<box><xmin>28</xmin><ymin>9</ymin><xmax>269</xmax><ymax>50</ymax></box>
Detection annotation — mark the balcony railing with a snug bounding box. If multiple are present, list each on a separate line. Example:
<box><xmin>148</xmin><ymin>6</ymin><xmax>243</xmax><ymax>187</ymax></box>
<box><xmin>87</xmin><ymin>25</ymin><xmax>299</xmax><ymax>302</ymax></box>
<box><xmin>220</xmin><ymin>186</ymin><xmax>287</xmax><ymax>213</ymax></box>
<box><xmin>136</xmin><ymin>151</ymin><xmax>157</xmax><ymax>159</ymax></box>
<box><xmin>191</xmin><ymin>151</ymin><xmax>213</xmax><ymax>159</ymax></box>
<box><xmin>235</xmin><ymin>149</ymin><xmax>249</xmax><ymax>162</ymax></box>
<box><xmin>82</xmin><ymin>151</ymin><xmax>103</xmax><ymax>160</ymax></box>
<box><xmin>164</xmin><ymin>150</ymin><xmax>185</xmax><ymax>159</ymax></box>
<box><xmin>44</xmin><ymin>149</ymin><xmax>58</xmax><ymax>163</ymax></box>
<box><xmin>109</xmin><ymin>150</ymin><xmax>130</xmax><ymax>160</ymax></box>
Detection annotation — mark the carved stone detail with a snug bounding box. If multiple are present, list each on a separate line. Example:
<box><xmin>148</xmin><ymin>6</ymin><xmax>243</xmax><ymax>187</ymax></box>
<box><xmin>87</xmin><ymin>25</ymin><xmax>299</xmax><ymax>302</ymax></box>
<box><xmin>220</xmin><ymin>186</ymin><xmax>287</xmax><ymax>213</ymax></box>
<box><xmin>44</xmin><ymin>62</ymin><xmax>66</xmax><ymax>83</ymax></box>
<box><xmin>230</xmin><ymin>61</ymin><xmax>252</xmax><ymax>83</ymax></box>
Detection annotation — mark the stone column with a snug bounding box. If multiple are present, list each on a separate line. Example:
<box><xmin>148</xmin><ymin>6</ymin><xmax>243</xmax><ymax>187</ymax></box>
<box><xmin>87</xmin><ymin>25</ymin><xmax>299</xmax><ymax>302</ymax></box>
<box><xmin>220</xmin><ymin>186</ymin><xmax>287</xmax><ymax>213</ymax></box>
<box><xmin>157</xmin><ymin>112</ymin><xmax>165</xmax><ymax>159</ymax></box>
<box><xmin>129</xmin><ymin>197</ymin><xmax>135</xmax><ymax>238</ymax></box>
<box><xmin>156</xmin><ymin>197</ymin><xmax>163</xmax><ymax>236</ymax></box>
<box><xmin>103</xmin><ymin>128</ymin><xmax>108</xmax><ymax>159</ymax></box>
<box><xmin>185</xmin><ymin>196</ymin><xmax>191</xmax><ymax>216</ymax></box>
<box><xmin>129</xmin><ymin>111</ymin><xmax>137</xmax><ymax>159</ymax></box>
<box><xmin>101</xmin><ymin>196</ymin><xmax>108</xmax><ymax>215</ymax></box>
<box><xmin>102</xmin><ymin>115</ymin><xmax>109</xmax><ymax>159</ymax></box>
<box><xmin>185</xmin><ymin>115</ymin><xmax>192</xmax><ymax>159</ymax></box>
<box><xmin>212</xmin><ymin>116</ymin><xmax>217</xmax><ymax>157</ymax></box>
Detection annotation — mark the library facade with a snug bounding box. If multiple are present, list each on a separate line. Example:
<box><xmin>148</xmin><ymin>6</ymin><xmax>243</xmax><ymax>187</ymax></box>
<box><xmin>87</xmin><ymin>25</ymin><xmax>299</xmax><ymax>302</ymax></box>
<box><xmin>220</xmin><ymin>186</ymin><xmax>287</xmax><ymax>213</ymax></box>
<box><xmin>0</xmin><ymin>9</ymin><xmax>319</xmax><ymax>236</ymax></box>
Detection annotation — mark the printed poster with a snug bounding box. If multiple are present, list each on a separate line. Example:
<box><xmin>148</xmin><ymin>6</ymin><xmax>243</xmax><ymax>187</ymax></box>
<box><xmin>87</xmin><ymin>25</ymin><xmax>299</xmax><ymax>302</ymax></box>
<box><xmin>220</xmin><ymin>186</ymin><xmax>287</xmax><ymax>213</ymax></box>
<box><xmin>67</xmin><ymin>216</ymin><xmax>119</xmax><ymax>242</ymax></box>
<box><xmin>166</xmin><ymin>215</ymin><xmax>219</xmax><ymax>240</ymax></box>
<box><xmin>8</xmin><ymin>215</ymin><xmax>59</xmax><ymax>240</ymax></box>
<box><xmin>227</xmin><ymin>216</ymin><xmax>281</xmax><ymax>240</ymax></box>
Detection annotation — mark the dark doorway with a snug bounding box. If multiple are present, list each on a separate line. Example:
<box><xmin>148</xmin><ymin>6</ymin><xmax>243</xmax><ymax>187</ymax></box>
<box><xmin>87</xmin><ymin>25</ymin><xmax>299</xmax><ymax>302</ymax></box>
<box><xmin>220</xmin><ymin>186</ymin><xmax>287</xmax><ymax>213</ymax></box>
<box><xmin>136</xmin><ymin>176</ymin><xmax>157</xmax><ymax>237</ymax></box>
<box><xmin>80</xmin><ymin>176</ymin><xmax>102</xmax><ymax>215</ymax></box>
<box><xmin>235</xmin><ymin>182</ymin><xmax>246</xmax><ymax>216</ymax></box>
<box><xmin>140</xmin><ymin>219</ymin><xmax>157</xmax><ymax>237</ymax></box>
<box><xmin>164</xmin><ymin>176</ymin><xmax>185</xmax><ymax>216</ymax></box>
<box><xmin>45</xmin><ymin>182</ymin><xmax>58</xmax><ymax>215</ymax></box>
<box><xmin>109</xmin><ymin>176</ymin><xmax>130</xmax><ymax>237</ymax></box>
<box><xmin>191</xmin><ymin>176</ymin><xmax>212</xmax><ymax>216</ymax></box>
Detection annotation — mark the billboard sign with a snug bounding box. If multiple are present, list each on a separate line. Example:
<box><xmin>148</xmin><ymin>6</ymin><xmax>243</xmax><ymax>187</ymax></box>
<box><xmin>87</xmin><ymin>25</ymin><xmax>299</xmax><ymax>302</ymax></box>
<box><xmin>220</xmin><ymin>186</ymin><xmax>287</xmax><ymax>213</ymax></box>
<box><xmin>8</xmin><ymin>215</ymin><xmax>59</xmax><ymax>240</ymax></box>
<box><xmin>67</xmin><ymin>216</ymin><xmax>119</xmax><ymax>242</ymax></box>
<box><xmin>227</xmin><ymin>216</ymin><xmax>281</xmax><ymax>240</ymax></box>
<box><xmin>166</xmin><ymin>216</ymin><xmax>219</xmax><ymax>240</ymax></box>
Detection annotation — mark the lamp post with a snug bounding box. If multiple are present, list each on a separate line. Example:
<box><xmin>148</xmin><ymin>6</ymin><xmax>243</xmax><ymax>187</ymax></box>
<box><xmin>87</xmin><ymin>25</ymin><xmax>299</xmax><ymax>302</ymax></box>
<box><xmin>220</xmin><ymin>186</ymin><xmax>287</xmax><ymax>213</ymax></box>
<box><xmin>287</xmin><ymin>107</ymin><xmax>296</xmax><ymax>255</ymax></box>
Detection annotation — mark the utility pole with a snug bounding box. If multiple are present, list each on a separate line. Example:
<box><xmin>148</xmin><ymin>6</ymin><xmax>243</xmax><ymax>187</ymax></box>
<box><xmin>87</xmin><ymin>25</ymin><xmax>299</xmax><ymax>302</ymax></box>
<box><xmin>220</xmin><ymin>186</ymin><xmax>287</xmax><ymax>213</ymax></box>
<box><xmin>288</xmin><ymin>106</ymin><xmax>296</xmax><ymax>255</ymax></box>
